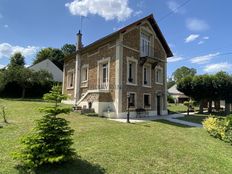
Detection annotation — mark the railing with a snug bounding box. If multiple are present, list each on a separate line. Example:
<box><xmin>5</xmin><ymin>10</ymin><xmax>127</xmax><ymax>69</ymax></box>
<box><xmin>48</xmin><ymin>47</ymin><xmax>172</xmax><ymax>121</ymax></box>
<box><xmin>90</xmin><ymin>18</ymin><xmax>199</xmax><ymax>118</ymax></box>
<box><xmin>99</xmin><ymin>82</ymin><xmax>109</xmax><ymax>90</ymax></box>
<box><xmin>140</xmin><ymin>45</ymin><xmax>160</xmax><ymax>58</ymax></box>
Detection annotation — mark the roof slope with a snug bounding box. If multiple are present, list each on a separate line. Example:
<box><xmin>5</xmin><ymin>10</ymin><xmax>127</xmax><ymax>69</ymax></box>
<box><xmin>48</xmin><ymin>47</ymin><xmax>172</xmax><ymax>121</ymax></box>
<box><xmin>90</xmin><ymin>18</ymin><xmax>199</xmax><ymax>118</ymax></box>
<box><xmin>168</xmin><ymin>84</ymin><xmax>184</xmax><ymax>95</ymax></box>
<box><xmin>66</xmin><ymin>14</ymin><xmax>173</xmax><ymax>60</ymax></box>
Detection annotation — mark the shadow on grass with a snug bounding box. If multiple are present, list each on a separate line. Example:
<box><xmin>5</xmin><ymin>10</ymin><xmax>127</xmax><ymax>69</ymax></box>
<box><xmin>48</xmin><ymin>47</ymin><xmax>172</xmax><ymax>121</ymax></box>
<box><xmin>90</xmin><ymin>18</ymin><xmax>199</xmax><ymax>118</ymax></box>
<box><xmin>176</xmin><ymin>115</ymin><xmax>207</xmax><ymax>124</ymax></box>
<box><xmin>152</xmin><ymin>119</ymin><xmax>192</xmax><ymax>128</ymax></box>
<box><xmin>15</xmin><ymin>158</ymin><xmax>106</xmax><ymax>174</ymax></box>
<box><xmin>2</xmin><ymin>98</ymin><xmax>44</xmax><ymax>102</ymax></box>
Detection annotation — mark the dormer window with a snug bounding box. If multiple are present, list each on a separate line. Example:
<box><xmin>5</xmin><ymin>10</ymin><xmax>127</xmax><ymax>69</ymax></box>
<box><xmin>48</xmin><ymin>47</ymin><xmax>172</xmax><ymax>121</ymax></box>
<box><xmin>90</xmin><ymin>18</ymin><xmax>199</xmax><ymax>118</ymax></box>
<box><xmin>141</xmin><ymin>32</ymin><xmax>151</xmax><ymax>57</ymax></box>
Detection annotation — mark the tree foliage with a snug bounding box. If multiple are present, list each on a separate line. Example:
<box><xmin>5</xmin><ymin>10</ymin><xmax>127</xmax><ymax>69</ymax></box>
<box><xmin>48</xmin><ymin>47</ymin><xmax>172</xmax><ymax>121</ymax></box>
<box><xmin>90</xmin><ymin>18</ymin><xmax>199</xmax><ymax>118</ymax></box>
<box><xmin>14</xmin><ymin>85</ymin><xmax>75</xmax><ymax>169</ymax></box>
<box><xmin>177</xmin><ymin>71</ymin><xmax>232</xmax><ymax>115</ymax></box>
<box><xmin>33</xmin><ymin>48</ymin><xmax>64</xmax><ymax>70</ymax></box>
<box><xmin>9</xmin><ymin>52</ymin><xmax>25</xmax><ymax>68</ymax></box>
<box><xmin>172</xmin><ymin>66</ymin><xmax>196</xmax><ymax>82</ymax></box>
<box><xmin>61</xmin><ymin>44</ymin><xmax>76</xmax><ymax>57</ymax></box>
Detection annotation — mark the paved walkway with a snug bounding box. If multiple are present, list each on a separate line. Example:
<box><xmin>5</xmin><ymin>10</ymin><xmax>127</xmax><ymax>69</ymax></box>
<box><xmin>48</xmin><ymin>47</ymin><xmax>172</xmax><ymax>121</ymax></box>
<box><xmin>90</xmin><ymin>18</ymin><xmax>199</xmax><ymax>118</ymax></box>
<box><xmin>108</xmin><ymin>112</ymin><xmax>202</xmax><ymax>127</ymax></box>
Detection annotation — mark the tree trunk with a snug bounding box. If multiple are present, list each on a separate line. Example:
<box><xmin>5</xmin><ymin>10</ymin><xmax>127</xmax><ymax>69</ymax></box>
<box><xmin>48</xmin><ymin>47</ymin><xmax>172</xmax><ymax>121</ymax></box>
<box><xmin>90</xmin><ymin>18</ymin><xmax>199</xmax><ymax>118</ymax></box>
<box><xmin>225</xmin><ymin>101</ymin><xmax>231</xmax><ymax>116</ymax></box>
<box><xmin>21</xmin><ymin>87</ymin><xmax>26</xmax><ymax>98</ymax></box>
<box><xmin>199</xmin><ymin>100</ymin><xmax>204</xmax><ymax>114</ymax></box>
<box><xmin>208</xmin><ymin>100</ymin><xmax>212</xmax><ymax>114</ymax></box>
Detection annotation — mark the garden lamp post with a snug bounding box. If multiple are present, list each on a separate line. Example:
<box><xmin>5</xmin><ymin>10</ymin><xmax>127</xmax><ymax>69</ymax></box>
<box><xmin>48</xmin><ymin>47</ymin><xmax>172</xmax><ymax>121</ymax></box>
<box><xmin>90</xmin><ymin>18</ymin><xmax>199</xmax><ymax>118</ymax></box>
<box><xmin>127</xmin><ymin>94</ymin><xmax>130</xmax><ymax>123</ymax></box>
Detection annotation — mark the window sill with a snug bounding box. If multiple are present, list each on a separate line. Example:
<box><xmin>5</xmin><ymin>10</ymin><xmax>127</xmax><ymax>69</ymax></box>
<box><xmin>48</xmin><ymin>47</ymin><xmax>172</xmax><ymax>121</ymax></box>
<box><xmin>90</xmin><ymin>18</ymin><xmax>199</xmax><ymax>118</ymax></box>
<box><xmin>155</xmin><ymin>82</ymin><xmax>163</xmax><ymax>85</ymax></box>
<box><xmin>142</xmin><ymin>85</ymin><xmax>152</xmax><ymax>88</ymax></box>
<box><xmin>80</xmin><ymin>85</ymin><xmax>88</xmax><ymax>88</ymax></box>
<box><xmin>127</xmin><ymin>82</ymin><xmax>137</xmax><ymax>86</ymax></box>
<box><xmin>67</xmin><ymin>87</ymin><xmax>74</xmax><ymax>90</ymax></box>
<box><xmin>81</xmin><ymin>80</ymin><xmax>88</xmax><ymax>83</ymax></box>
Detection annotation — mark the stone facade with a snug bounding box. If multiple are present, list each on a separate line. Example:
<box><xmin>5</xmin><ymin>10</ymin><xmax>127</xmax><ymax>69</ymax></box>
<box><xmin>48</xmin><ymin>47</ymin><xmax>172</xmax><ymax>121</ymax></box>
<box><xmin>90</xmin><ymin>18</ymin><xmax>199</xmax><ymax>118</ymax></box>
<box><xmin>63</xmin><ymin>15</ymin><xmax>172</xmax><ymax>118</ymax></box>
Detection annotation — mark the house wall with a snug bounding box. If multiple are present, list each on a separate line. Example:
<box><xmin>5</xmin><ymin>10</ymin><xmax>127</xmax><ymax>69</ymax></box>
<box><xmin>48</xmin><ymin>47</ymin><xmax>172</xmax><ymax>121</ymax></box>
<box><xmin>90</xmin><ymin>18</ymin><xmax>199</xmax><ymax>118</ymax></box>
<box><xmin>120</xmin><ymin>23</ymin><xmax>168</xmax><ymax>117</ymax></box>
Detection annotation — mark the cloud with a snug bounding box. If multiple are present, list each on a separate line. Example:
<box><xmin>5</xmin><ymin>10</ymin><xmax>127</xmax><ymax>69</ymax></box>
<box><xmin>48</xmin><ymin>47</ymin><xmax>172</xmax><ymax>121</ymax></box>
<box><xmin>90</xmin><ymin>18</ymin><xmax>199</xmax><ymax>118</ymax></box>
<box><xmin>168</xmin><ymin>56</ymin><xmax>184</xmax><ymax>63</ymax></box>
<box><xmin>186</xmin><ymin>18</ymin><xmax>209</xmax><ymax>32</ymax></box>
<box><xmin>204</xmin><ymin>62</ymin><xmax>232</xmax><ymax>73</ymax></box>
<box><xmin>0</xmin><ymin>13</ymin><xmax>3</xmax><ymax>19</ymax></box>
<box><xmin>0</xmin><ymin>64</ymin><xmax>5</xmax><ymax>69</ymax></box>
<box><xmin>3</xmin><ymin>24</ymin><xmax>8</xmax><ymax>28</ymax></box>
<box><xmin>0</xmin><ymin>43</ymin><xmax>39</xmax><ymax>59</ymax></box>
<box><xmin>133</xmin><ymin>10</ymin><xmax>142</xmax><ymax>17</ymax></box>
<box><xmin>198</xmin><ymin>36</ymin><xmax>210</xmax><ymax>45</ymax></box>
<box><xmin>190</xmin><ymin>52</ymin><xmax>220</xmax><ymax>64</ymax></box>
<box><xmin>65</xmin><ymin>0</ymin><xmax>133</xmax><ymax>21</ymax></box>
<box><xmin>167</xmin><ymin>1</ymin><xmax>185</xmax><ymax>14</ymax></box>
<box><xmin>185</xmin><ymin>34</ymin><xmax>200</xmax><ymax>43</ymax></box>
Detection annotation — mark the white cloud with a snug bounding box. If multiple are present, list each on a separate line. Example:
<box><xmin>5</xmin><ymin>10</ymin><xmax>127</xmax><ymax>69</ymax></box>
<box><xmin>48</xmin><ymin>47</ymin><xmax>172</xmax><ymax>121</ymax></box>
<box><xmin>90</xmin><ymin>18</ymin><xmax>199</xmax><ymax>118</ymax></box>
<box><xmin>190</xmin><ymin>52</ymin><xmax>220</xmax><ymax>64</ymax></box>
<box><xmin>167</xmin><ymin>1</ymin><xmax>185</xmax><ymax>14</ymax></box>
<box><xmin>133</xmin><ymin>10</ymin><xmax>142</xmax><ymax>17</ymax></box>
<box><xmin>3</xmin><ymin>24</ymin><xmax>8</xmax><ymax>28</ymax></box>
<box><xmin>65</xmin><ymin>0</ymin><xmax>133</xmax><ymax>21</ymax></box>
<box><xmin>0</xmin><ymin>64</ymin><xmax>5</xmax><ymax>69</ymax></box>
<box><xmin>0</xmin><ymin>43</ymin><xmax>39</xmax><ymax>59</ymax></box>
<box><xmin>203</xmin><ymin>36</ymin><xmax>209</xmax><ymax>40</ymax></box>
<box><xmin>168</xmin><ymin>56</ymin><xmax>184</xmax><ymax>63</ymax></box>
<box><xmin>186</xmin><ymin>18</ymin><xmax>209</xmax><ymax>32</ymax></box>
<box><xmin>185</xmin><ymin>34</ymin><xmax>200</xmax><ymax>43</ymax></box>
<box><xmin>204</xmin><ymin>62</ymin><xmax>232</xmax><ymax>73</ymax></box>
<box><xmin>198</xmin><ymin>41</ymin><xmax>204</xmax><ymax>45</ymax></box>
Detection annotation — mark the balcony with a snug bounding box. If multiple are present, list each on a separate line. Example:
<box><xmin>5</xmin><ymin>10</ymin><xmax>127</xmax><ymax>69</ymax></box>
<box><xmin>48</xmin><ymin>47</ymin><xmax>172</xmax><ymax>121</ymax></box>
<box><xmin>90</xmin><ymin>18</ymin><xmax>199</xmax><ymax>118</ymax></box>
<box><xmin>140</xmin><ymin>45</ymin><xmax>160</xmax><ymax>58</ymax></box>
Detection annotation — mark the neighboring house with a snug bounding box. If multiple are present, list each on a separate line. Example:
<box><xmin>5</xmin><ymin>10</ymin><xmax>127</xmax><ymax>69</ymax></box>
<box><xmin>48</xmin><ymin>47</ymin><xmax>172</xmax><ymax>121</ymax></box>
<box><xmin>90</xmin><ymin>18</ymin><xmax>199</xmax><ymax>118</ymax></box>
<box><xmin>168</xmin><ymin>84</ymin><xmax>189</xmax><ymax>103</ymax></box>
<box><xmin>63</xmin><ymin>14</ymin><xmax>173</xmax><ymax>118</ymax></box>
<box><xmin>29</xmin><ymin>59</ymin><xmax>63</xmax><ymax>82</ymax></box>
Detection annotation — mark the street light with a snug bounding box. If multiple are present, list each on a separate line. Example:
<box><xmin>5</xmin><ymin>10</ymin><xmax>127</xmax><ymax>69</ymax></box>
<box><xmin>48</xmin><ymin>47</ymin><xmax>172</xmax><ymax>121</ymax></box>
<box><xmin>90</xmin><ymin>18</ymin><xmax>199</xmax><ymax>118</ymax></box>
<box><xmin>127</xmin><ymin>94</ymin><xmax>130</xmax><ymax>123</ymax></box>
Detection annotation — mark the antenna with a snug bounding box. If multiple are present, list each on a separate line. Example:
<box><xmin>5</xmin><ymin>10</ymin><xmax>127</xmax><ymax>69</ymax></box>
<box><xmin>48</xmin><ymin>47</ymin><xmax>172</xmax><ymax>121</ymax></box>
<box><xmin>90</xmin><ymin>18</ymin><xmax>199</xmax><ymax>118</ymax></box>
<box><xmin>80</xmin><ymin>15</ymin><xmax>83</xmax><ymax>33</ymax></box>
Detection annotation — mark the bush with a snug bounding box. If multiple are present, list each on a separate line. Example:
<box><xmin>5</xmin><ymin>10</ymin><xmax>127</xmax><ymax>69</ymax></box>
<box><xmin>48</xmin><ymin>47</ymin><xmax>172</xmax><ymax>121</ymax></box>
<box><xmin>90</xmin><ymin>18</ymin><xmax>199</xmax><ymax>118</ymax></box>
<box><xmin>167</xmin><ymin>95</ymin><xmax>175</xmax><ymax>103</ymax></box>
<box><xmin>203</xmin><ymin>115</ymin><xmax>232</xmax><ymax>145</ymax></box>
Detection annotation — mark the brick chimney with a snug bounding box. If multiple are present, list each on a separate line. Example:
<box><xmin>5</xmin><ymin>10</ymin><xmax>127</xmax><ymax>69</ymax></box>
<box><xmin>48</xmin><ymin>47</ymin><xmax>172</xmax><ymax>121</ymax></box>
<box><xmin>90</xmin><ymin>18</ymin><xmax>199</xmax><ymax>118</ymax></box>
<box><xmin>76</xmin><ymin>30</ymin><xmax>83</xmax><ymax>51</ymax></box>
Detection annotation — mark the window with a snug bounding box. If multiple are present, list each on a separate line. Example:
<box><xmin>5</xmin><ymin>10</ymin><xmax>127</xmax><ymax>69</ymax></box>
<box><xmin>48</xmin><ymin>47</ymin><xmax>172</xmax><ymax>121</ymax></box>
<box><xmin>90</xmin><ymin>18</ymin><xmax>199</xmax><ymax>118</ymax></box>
<box><xmin>127</xmin><ymin>58</ymin><xmax>137</xmax><ymax>85</ymax></box>
<box><xmin>81</xmin><ymin>65</ymin><xmax>88</xmax><ymax>82</ymax></box>
<box><xmin>143</xmin><ymin>65</ymin><xmax>151</xmax><ymax>86</ymax></box>
<box><xmin>128</xmin><ymin>92</ymin><xmax>136</xmax><ymax>108</ymax></box>
<box><xmin>98</xmin><ymin>58</ymin><xmax>110</xmax><ymax>90</ymax></box>
<box><xmin>144</xmin><ymin>94</ymin><xmax>151</xmax><ymax>108</ymax></box>
<box><xmin>155</xmin><ymin>67</ymin><xmax>163</xmax><ymax>84</ymax></box>
<box><xmin>67</xmin><ymin>70</ymin><xmax>74</xmax><ymax>88</ymax></box>
<box><xmin>141</xmin><ymin>32</ymin><xmax>151</xmax><ymax>57</ymax></box>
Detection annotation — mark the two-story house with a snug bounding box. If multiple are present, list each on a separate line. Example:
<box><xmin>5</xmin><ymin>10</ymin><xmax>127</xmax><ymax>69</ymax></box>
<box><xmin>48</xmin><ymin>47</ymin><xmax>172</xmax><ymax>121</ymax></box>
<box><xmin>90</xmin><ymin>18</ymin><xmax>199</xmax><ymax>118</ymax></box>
<box><xmin>62</xmin><ymin>14</ymin><xmax>173</xmax><ymax>118</ymax></box>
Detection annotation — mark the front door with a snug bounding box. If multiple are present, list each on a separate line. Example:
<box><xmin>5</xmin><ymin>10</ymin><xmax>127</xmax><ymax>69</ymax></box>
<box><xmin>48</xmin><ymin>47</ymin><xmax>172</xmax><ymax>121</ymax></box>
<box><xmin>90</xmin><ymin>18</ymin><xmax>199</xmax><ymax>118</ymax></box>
<box><xmin>157</xmin><ymin>96</ymin><xmax>161</xmax><ymax>115</ymax></box>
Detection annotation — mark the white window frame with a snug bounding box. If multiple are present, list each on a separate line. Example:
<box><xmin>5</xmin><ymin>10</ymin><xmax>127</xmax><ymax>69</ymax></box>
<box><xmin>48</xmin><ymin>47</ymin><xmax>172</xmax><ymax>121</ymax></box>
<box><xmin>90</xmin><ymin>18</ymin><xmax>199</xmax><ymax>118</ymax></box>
<box><xmin>143</xmin><ymin>64</ymin><xmax>151</xmax><ymax>87</ymax></box>
<box><xmin>97</xmin><ymin>57</ymin><xmax>111</xmax><ymax>91</ymax></box>
<box><xmin>155</xmin><ymin>66</ymin><xmax>163</xmax><ymax>85</ymax></box>
<box><xmin>127</xmin><ymin>92</ymin><xmax>137</xmax><ymax>109</ymax></box>
<box><xmin>143</xmin><ymin>93</ymin><xmax>151</xmax><ymax>109</ymax></box>
<box><xmin>66</xmin><ymin>69</ymin><xmax>74</xmax><ymax>89</ymax></box>
<box><xmin>127</xmin><ymin>57</ymin><xmax>138</xmax><ymax>86</ymax></box>
<box><xmin>81</xmin><ymin>64</ymin><xmax>89</xmax><ymax>83</ymax></box>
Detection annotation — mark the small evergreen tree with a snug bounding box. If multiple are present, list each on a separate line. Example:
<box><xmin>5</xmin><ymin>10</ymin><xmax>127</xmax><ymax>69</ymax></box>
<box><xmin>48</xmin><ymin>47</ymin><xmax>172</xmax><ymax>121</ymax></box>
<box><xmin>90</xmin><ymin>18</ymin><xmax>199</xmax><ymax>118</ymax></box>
<box><xmin>14</xmin><ymin>85</ymin><xmax>75</xmax><ymax>169</ymax></box>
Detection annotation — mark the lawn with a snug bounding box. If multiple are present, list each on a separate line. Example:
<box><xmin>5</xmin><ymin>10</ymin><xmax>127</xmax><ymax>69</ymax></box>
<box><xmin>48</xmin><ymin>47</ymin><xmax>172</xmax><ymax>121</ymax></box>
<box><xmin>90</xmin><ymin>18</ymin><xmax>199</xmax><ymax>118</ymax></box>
<box><xmin>174</xmin><ymin>114</ymin><xmax>208</xmax><ymax>124</ymax></box>
<box><xmin>1</xmin><ymin>99</ymin><xmax>232</xmax><ymax>174</ymax></box>
<box><xmin>168</xmin><ymin>103</ymin><xmax>188</xmax><ymax>113</ymax></box>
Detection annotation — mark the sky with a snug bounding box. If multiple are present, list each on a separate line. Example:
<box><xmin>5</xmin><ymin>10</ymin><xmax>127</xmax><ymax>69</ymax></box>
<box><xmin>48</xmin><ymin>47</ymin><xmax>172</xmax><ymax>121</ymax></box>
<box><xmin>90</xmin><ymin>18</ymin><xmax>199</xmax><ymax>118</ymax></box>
<box><xmin>0</xmin><ymin>0</ymin><xmax>232</xmax><ymax>77</ymax></box>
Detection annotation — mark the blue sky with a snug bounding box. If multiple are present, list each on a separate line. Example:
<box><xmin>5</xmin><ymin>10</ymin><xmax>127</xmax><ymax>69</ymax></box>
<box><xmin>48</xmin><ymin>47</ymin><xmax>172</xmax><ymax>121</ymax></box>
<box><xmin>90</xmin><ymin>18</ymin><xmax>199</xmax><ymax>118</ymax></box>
<box><xmin>0</xmin><ymin>0</ymin><xmax>232</xmax><ymax>77</ymax></box>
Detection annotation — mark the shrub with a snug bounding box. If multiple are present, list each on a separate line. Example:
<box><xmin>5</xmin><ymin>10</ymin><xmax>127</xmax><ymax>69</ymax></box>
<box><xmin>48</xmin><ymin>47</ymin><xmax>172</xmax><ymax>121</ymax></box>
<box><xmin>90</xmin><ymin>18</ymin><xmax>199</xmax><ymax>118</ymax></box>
<box><xmin>14</xmin><ymin>85</ymin><xmax>76</xmax><ymax>169</ymax></box>
<box><xmin>203</xmin><ymin>115</ymin><xmax>232</xmax><ymax>145</ymax></box>
<box><xmin>167</xmin><ymin>95</ymin><xmax>175</xmax><ymax>103</ymax></box>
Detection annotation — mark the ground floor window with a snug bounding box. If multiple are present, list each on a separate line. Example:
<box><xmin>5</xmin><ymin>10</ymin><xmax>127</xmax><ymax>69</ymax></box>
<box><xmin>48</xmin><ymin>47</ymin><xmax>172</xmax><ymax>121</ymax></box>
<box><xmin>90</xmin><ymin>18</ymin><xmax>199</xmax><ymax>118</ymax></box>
<box><xmin>128</xmin><ymin>92</ymin><xmax>136</xmax><ymax>108</ymax></box>
<box><xmin>144</xmin><ymin>94</ymin><xmax>151</xmax><ymax>108</ymax></box>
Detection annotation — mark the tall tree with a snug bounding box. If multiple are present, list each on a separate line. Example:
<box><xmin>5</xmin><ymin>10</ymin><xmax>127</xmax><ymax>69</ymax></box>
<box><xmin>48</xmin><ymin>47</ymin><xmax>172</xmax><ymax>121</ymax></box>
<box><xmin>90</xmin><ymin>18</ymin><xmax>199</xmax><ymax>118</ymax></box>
<box><xmin>172</xmin><ymin>66</ymin><xmax>196</xmax><ymax>82</ymax></box>
<box><xmin>33</xmin><ymin>48</ymin><xmax>64</xmax><ymax>70</ymax></box>
<box><xmin>9</xmin><ymin>52</ymin><xmax>25</xmax><ymax>68</ymax></box>
<box><xmin>61</xmin><ymin>44</ymin><xmax>76</xmax><ymax>57</ymax></box>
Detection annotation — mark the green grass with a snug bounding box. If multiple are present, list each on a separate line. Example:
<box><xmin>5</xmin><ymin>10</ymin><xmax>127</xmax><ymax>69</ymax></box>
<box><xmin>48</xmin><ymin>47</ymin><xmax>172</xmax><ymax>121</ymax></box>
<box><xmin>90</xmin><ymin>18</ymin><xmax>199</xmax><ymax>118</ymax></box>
<box><xmin>175</xmin><ymin>114</ymin><xmax>208</xmax><ymax>124</ymax></box>
<box><xmin>168</xmin><ymin>103</ymin><xmax>188</xmax><ymax>113</ymax></box>
<box><xmin>1</xmin><ymin>99</ymin><xmax>232</xmax><ymax>173</ymax></box>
